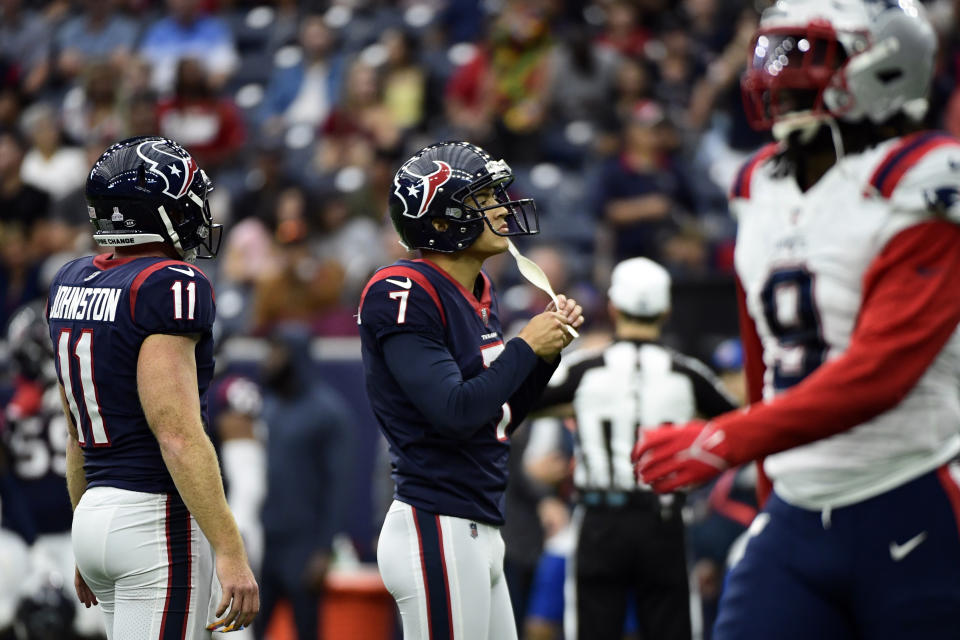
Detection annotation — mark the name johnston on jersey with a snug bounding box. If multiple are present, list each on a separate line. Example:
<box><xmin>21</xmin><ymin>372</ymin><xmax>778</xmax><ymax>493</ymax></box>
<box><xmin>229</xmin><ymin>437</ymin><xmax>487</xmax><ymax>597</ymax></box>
<box><xmin>48</xmin><ymin>285</ymin><xmax>123</xmax><ymax>322</ymax></box>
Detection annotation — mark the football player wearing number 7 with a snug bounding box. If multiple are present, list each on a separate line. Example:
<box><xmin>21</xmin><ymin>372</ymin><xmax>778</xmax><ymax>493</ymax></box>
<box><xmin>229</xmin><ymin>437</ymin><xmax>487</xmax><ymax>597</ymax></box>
<box><xmin>359</xmin><ymin>141</ymin><xmax>584</xmax><ymax>640</ymax></box>
<box><xmin>47</xmin><ymin>137</ymin><xmax>259</xmax><ymax>638</ymax></box>
<box><xmin>633</xmin><ymin>1</ymin><xmax>960</xmax><ymax>639</ymax></box>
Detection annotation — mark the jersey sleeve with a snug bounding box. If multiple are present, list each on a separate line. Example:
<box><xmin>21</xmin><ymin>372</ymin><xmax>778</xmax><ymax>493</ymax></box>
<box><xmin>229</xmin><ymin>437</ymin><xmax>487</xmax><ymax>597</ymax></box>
<box><xmin>359</xmin><ymin>273</ymin><xmax>445</xmax><ymax>342</ymax></box>
<box><xmin>132</xmin><ymin>265</ymin><xmax>215</xmax><ymax>335</ymax></box>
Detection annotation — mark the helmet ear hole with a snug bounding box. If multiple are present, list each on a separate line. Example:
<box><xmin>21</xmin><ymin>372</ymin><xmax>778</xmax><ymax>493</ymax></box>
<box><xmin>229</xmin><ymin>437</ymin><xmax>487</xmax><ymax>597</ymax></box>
<box><xmin>432</xmin><ymin>219</ymin><xmax>449</xmax><ymax>232</ymax></box>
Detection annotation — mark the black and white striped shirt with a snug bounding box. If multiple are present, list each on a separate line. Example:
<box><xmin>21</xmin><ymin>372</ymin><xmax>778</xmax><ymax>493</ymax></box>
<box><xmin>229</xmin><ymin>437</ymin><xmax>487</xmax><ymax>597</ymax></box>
<box><xmin>536</xmin><ymin>339</ymin><xmax>738</xmax><ymax>492</ymax></box>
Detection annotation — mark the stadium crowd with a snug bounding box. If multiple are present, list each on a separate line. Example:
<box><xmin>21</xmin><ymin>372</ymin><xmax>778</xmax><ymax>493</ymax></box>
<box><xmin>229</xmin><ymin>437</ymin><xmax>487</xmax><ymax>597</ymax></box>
<box><xmin>3</xmin><ymin>0</ymin><xmax>960</xmax><ymax>638</ymax></box>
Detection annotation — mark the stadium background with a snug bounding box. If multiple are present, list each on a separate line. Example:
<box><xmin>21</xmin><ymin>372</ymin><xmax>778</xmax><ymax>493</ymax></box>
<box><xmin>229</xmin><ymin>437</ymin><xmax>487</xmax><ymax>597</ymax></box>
<box><xmin>1</xmin><ymin>0</ymin><xmax>959</xmax><ymax>637</ymax></box>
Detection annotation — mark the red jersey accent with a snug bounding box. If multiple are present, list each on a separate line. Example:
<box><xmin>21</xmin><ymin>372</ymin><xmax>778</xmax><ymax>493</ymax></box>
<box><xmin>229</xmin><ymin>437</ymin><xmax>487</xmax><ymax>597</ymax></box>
<box><xmin>359</xmin><ymin>266</ymin><xmax>447</xmax><ymax>326</ymax></box>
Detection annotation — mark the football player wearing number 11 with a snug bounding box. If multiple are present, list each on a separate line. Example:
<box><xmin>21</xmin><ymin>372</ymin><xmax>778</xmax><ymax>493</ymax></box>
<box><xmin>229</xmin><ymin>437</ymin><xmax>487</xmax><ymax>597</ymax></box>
<box><xmin>359</xmin><ymin>141</ymin><xmax>583</xmax><ymax>640</ymax></box>
<box><xmin>633</xmin><ymin>1</ymin><xmax>960</xmax><ymax>639</ymax></box>
<box><xmin>47</xmin><ymin>136</ymin><xmax>258</xmax><ymax>639</ymax></box>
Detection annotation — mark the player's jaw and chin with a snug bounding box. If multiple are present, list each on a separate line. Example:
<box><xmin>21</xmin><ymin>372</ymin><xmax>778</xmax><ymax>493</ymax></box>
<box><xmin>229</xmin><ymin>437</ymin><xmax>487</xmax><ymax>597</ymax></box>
<box><xmin>464</xmin><ymin>207</ymin><xmax>513</xmax><ymax>259</ymax></box>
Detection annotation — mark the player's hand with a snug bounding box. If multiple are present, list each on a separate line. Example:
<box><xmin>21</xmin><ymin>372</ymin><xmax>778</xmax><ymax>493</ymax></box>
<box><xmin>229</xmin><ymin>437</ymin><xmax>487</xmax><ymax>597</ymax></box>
<box><xmin>516</xmin><ymin>311</ymin><xmax>571</xmax><ymax>359</ymax></box>
<box><xmin>632</xmin><ymin>421</ymin><xmax>731</xmax><ymax>492</ymax></box>
<box><xmin>75</xmin><ymin>567</ymin><xmax>98</xmax><ymax>608</ymax></box>
<box><xmin>302</xmin><ymin>551</ymin><xmax>331</xmax><ymax>594</ymax></box>
<box><xmin>546</xmin><ymin>294</ymin><xmax>584</xmax><ymax>343</ymax></box>
<box><xmin>208</xmin><ymin>554</ymin><xmax>259</xmax><ymax>633</ymax></box>
<box><xmin>537</xmin><ymin>496</ymin><xmax>570</xmax><ymax>538</ymax></box>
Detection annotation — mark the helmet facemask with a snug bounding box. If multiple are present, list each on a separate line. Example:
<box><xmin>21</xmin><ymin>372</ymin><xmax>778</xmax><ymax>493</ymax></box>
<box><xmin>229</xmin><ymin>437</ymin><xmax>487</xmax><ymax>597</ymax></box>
<box><xmin>742</xmin><ymin>23</ymin><xmax>856</xmax><ymax>140</ymax></box>
<box><xmin>457</xmin><ymin>160</ymin><xmax>539</xmax><ymax>239</ymax></box>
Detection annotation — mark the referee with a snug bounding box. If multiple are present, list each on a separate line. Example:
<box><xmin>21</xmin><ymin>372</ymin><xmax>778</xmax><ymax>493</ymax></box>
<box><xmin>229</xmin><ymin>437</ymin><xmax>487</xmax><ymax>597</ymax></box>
<box><xmin>535</xmin><ymin>257</ymin><xmax>738</xmax><ymax>640</ymax></box>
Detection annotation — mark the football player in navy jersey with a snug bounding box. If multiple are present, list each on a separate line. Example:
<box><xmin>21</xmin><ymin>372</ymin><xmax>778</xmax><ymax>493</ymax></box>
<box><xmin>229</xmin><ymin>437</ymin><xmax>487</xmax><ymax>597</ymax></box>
<box><xmin>2</xmin><ymin>301</ymin><xmax>107</xmax><ymax>638</ymax></box>
<box><xmin>47</xmin><ymin>136</ymin><xmax>258</xmax><ymax>639</ymax></box>
<box><xmin>359</xmin><ymin>141</ymin><xmax>585</xmax><ymax>640</ymax></box>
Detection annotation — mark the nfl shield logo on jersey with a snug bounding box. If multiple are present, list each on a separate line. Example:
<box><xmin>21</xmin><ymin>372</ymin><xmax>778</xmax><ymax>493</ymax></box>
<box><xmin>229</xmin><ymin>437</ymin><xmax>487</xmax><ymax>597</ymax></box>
<box><xmin>469</xmin><ymin>522</ymin><xmax>478</xmax><ymax>539</ymax></box>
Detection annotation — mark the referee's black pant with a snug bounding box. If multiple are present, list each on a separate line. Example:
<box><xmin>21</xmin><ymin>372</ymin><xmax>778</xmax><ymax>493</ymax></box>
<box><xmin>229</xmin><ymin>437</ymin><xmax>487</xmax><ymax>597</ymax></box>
<box><xmin>571</xmin><ymin>491</ymin><xmax>691</xmax><ymax>640</ymax></box>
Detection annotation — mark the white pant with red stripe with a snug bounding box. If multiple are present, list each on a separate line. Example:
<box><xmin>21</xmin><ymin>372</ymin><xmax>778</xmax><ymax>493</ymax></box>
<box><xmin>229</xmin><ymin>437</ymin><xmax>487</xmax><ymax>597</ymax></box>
<box><xmin>72</xmin><ymin>486</ymin><xmax>219</xmax><ymax>640</ymax></box>
<box><xmin>377</xmin><ymin>500</ymin><xmax>518</xmax><ymax>640</ymax></box>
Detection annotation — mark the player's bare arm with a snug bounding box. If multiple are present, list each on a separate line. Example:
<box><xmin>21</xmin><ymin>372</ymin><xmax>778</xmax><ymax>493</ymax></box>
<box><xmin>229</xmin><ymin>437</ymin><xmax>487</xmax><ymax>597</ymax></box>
<box><xmin>138</xmin><ymin>332</ymin><xmax>259</xmax><ymax>631</ymax></box>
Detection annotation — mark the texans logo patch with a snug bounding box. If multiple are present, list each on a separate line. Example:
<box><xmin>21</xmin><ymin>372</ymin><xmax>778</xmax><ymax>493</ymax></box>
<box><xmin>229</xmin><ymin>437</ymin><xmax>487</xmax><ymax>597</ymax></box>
<box><xmin>394</xmin><ymin>160</ymin><xmax>453</xmax><ymax>219</ymax></box>
<box><xmin>136</xmin><ymin>140</ymin><xmax>198</xmax><ymax>200</ymax></box>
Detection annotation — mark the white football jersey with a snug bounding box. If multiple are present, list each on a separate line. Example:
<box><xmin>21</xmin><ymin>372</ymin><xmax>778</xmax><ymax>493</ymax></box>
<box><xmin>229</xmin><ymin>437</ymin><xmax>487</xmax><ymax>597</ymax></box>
<box><xmin>731</xmin><ymin>132</ymin><xmax>960</xmax><ymax>508</ymax></box>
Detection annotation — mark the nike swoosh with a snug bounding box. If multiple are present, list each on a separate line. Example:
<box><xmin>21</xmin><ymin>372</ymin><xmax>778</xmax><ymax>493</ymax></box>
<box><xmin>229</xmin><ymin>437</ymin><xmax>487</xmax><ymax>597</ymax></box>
<box><xmin>889</xmin><ymin>531</ymin><xmax>927</xmax><ymax>561</ymax></box>
<box><xmin>84</xmin><ymin>271</ymin><xmax>101</xmax><ymax>281</ymax></box>
<box><xmin>385</xmin><ymin>277</ymin><xmax>412</xmax><ymax>289</ymax></box>
<box><xmin>949</xmin><ymin>159</ymin><xmax>960</xmax><ymax>172</ymax></box>
<box><xmin>168</xmin><ymin>266</ymin><xmax>195</xmax><ymax>277</ymax></box>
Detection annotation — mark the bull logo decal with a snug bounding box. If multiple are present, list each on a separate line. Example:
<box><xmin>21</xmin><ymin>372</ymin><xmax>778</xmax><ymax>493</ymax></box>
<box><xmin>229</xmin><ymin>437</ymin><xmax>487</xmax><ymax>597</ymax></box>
<box><xmin>136</xmin><ymin>140</ymin><xmax>198</xmax><ymax>200</ymax></box>
<box><xmin>394</xmin><ymin>160</ymin><xmax>453</xmax><ymax>218</ymax></box>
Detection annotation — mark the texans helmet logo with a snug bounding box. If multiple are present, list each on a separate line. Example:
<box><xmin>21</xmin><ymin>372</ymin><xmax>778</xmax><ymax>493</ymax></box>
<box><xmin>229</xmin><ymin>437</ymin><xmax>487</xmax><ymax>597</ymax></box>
<box><xmin>394</xmin><ymin>160</ymin><xmax>453</xmax><ymax>218</ymax></box>
<box><xmin>136</xmin><ymin>140</ymin><xmax>198</xmax><ymax>200</ymax></box>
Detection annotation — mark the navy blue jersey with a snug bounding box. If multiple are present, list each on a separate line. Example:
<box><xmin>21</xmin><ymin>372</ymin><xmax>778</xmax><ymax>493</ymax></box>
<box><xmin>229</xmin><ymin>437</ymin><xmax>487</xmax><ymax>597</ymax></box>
<box><xmin>359</xmin><ymin>258</ymin><xmax>558</xmax><ymax>525</ymax></box>
<box><xmin>46</xmin><ymin>254</ymin><xmax>215</xmax><ymax>494</ymax></box>
<box><xmin>2</xmin><ymin>378</ymin><xmax>74</xmax><ymax>535</ymax></box>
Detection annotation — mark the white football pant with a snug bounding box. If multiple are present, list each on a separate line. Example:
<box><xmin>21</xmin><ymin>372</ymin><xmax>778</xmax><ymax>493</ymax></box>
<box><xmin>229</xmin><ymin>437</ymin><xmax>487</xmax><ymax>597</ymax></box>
<box><xmin>377</xmin><ymin>500</ymin><xmax>518</xmax><ymax>640</ymax></box>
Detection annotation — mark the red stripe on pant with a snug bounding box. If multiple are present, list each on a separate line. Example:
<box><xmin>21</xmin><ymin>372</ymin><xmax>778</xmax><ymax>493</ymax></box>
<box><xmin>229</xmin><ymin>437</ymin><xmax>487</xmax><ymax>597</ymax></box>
<box><xmin>158</xmin><ymin>495</ymin><xmax>192</xmax><ymax>640</ymax></box>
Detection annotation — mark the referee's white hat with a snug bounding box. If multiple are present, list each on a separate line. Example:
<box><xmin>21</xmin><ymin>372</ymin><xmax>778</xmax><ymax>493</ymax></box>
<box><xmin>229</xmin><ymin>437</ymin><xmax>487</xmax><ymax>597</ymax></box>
<box><xmin>608</xmin><ymin>257</ymin><xmax>671</xmax><ymax>317</ymax></box>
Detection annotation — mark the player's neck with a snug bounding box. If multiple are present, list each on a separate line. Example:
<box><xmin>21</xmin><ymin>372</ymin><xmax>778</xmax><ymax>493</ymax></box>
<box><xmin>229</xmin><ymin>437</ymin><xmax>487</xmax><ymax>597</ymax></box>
<box><xmin>615</xmin><ymin>323</ymin><xmax>661</xmax><ymax>341</ymax></box>
<box><xmin>422</xmin><ymin>251</ymin><xmax>484</xmax><ymax>294</ymax></box>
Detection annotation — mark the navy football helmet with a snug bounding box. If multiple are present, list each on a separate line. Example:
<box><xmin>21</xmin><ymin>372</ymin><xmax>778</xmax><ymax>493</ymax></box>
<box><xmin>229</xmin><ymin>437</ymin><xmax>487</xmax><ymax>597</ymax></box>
<box><xmin>389</xmin><ymin>141</ymin><xmax>539</xmax><ymax>252</ymax></box>
<box><xmin>7</xmin><ymin>301</ymin><xmax>53</xmax><ymax>383</ymax></box>
<box><xmin>85</xmin><ymin>136</ymin><xmax>221</xmax><ymax>262</ymax></box>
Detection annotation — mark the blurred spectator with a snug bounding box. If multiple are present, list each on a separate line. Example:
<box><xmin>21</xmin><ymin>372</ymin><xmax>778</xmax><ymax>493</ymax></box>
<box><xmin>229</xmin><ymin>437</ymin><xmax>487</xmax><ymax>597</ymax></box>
<box><xmin>439</xmin><ymin>0</ymin><xmax>487</xmax><ymax>45</ymax></box>
<box><xmin>19</xmin><ymin>104</ymin><xmax>87</xmax><ymax>205</ymax></box>
<box><xmin>593</xmin><ymin>100</ymin><xmax>692</xmax><ymax>270</ymax></box>
<box><xmin>256</xmin><ymin>327</ymin><xmax>352</xmax><ymax>640</ymax></box>
<box><xmin>595</xmin><ymin>0</ymin><xmax>650</xmax><ymax>58</ymax></box>
<box><xmin>488</xmin><ymin>1</ymin><xmax>553</xmax><ymax>161</ymax></box>
<box><xmin>444</xmin><ymin>45</ymin><xmax>496</xmax><ymax>145</ymax></box>
<box><xmin>216</xmin><ymin>217</ymin><xmax>275</xmax><ymax>337</ymax></box>
<box><xmin>126</xmin><ymin>90</ymin><xmax>159</xmax><ymax>137</ymax></box>
<box><xmin>0</xmin><ymin>86</ymin><xmax>22</xmax><ymax>130</ymax></box>
<box><xmin>251</xmin><ymin>191</ymin><xmax>344</xmax><ymax>333</ymax></box>
<box><xmin>260</xmin><ymin>14</ymin><xmax>344</xmax><ymax>132</ymax></box>
<box><xmin>157</xmin><ymin>57</ymin><xmax>245</xmax><ymax>170</ymax></box>
<box><xmin>543</xmin><ymin>26</ymin><xmax>619</xmax><ymax>165</ymax></box>
<box><xmin>54</xmin><ymin>0</ymin><xmax>137</xmax><ymax>80</ymax></box>
<box><xmin>316</xmin><ymin>59</ymin><xmax>400</xmax><ymax>174</ymax></box>
<box><xmin>380</xmin><ymin>28</ymin><xmax>427</xmax><ymax>132</ymax></box>
<box><xmin>61</xmin><ymin>62</ymin><xmax>128</xmax><ymax>145</ymax></box>
<box><xmin>0</xmin><ymin>0</ymin><xmax>52</xmax><ymax>96</ymax></box>
<box><xmin>0</xmin><ymin>129</ymin><xmax>50</xmax><ymax>252</ymax></box>
<box><xmin>138</xmin><ymin>0</ymin><xmax>238</xmax><ymax>95</ymax></box>
<box><xmin>596</xmin><ymin>57</ymin><xmax>652</xmax><ymax>155</ymax></box>
<box><xmin>312</xmin><ymin>196</ymin><xmax>385</xmax><ymax>302</ymax></box>
<box><xmin>233</xmin><ymin>139</ymin><xmax>302</xmax><ymax>226</ymax></box>
<box><xmin>0</xmin><ymin>223</ymin><xmax>43</xmax><ymax>330</ymax></box>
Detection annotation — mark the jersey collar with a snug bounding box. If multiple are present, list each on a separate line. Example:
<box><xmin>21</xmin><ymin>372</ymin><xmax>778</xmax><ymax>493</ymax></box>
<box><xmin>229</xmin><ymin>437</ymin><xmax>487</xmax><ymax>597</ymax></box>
<box><xmin>416</xmin><ymin>258</ymin><xmax>492</xmax><ymax>318</ymax></box>
<box><xmin>92</xmin><ymin>253</ymin><xmax>152</xmax><ymax>270</ymax></box>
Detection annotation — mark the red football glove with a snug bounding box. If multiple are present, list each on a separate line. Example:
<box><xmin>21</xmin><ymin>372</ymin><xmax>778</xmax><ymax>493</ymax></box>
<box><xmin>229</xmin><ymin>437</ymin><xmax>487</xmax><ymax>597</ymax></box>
<box><xmin>632</xmin><ymin>420</ymin><xmax>732</xmax><ymax>493</ymax></box>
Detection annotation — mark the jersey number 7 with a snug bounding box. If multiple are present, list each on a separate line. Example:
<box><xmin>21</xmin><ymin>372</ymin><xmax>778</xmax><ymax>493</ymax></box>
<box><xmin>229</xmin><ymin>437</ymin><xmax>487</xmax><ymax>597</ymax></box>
<box><xmin>56</xmin><ymin>329</ymin><xmax>110</xmax><ymax>446</ymax></box>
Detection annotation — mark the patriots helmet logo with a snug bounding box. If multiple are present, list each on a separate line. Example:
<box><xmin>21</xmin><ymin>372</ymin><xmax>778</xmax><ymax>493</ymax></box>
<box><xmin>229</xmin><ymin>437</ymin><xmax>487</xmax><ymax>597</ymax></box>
<box><xmin>924</xmin><ymin>186</ymin><xmax>960</xmax><ymax>217</ymax></box>
<box><xmin>136</xmin><ymin>140</ymin><xmax>198</xmax><ymax>200</ymax></box>
<box><xmin>393</xmin><ymin>160</ymin><xmax>453</xmax><ymax>219</ymax></box>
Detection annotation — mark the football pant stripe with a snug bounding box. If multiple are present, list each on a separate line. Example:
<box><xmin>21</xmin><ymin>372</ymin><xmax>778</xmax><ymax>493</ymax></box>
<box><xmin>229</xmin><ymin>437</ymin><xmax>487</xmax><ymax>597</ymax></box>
<box><xmin>159</xmin><ymin>494</ymin><xmax>192</xmax><ymax>640</ymax></box>
<box><xmin>936</xmin><ymin>463</ymin><xmax>960</xmax><ymax>540</ymax></box>
<box><xmin>412</xmin><ymin>507</ymin><xmax>453</xmax><ymax>640</ymax></box>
